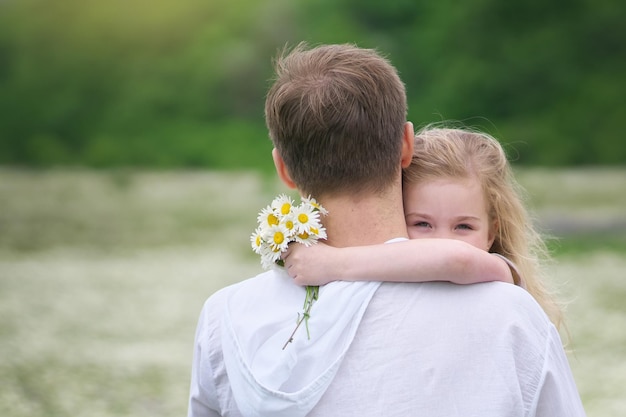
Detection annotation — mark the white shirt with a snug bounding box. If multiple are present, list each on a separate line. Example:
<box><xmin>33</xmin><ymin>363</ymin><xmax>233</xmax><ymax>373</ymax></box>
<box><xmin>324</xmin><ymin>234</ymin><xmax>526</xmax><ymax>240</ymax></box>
<box><xmin>188</xmin><ymin>270</ymin><xmax>585</xmax><ymax>416</ymax></box>
<box><xmin>308</xmin><ymin>281</ymin><xmax>585</xmax><ymax>416</ymax></box>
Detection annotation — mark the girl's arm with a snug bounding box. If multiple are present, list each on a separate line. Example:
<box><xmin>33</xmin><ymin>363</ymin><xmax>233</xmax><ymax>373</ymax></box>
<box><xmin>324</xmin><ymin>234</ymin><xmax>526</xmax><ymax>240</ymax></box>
<box><xmin>282</xmin><ymin>239</ymin><xmax>514</xmax><ymax>286</ymax></box>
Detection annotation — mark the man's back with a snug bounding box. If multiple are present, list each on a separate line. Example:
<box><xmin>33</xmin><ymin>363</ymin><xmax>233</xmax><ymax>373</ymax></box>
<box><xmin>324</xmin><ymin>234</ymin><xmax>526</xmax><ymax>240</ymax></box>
<box><xmin>188</xmin><ymin>274</ymin><xmax>585</xmax><ymax>416</ymax></box>
<box><xmin>309</xmin><ymin>281</ymin><xmax>584</xmax><ymax>417</ymax></box>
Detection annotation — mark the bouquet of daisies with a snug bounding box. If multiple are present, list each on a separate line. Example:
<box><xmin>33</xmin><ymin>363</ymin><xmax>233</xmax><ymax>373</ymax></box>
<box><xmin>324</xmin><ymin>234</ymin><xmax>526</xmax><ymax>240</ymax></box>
<box><xmin>251</xmin><ymin>194</ymin><xmax>328</xmax><ymax>269</ymax></box>
<box><xmin>250</xmin><ymin>194</ymin><xmax>328</xmax><ymax>348</ymax></box>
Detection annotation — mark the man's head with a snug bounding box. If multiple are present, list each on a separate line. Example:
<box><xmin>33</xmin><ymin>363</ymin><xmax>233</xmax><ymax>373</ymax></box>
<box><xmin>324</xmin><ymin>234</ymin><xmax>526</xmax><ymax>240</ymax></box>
<box><xmin>265</xmin><ymin>43</ymin><xmax>410</xmax><ymax>198</ymax></box>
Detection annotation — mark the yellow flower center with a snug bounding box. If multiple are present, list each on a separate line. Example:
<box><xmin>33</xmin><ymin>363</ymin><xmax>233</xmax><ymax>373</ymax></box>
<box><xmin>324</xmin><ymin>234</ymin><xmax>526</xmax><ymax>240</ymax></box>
<box><xmin>298</xmin><ymin>231</ymin><xmax>309</xmax><ymax>240</ymax></box>
<box><xmin>285</xmin><ymin>220</ymin><xmax>294</xmax><ymax>230</ymax></box>
<box><xmin>268</xmin><ymin>213</ymin><xmax>279</xmax><ymax>226</ymax></box>
<box><xmin>298</xmin><ymin>213</ymin><xmax>309</xmax><ymax>224</ymax></box>
<box><xmin>273</xmin><ymin>231</ymin><xmax>285</xmax><ymax>245</ymax></box>
<box><xmin>281</xmin><ymin>203</ymin><xmax>291</xmax><ymax>215</ymax></box>
<box><xmin>310</xmin><ymin>227</ymin><xmax>318</xmax><ymax>235</ymax></box>
<box><xmin>255</xmin><ymin>235</ymin><xmax>262</xmax><ymax>246</ymax></box>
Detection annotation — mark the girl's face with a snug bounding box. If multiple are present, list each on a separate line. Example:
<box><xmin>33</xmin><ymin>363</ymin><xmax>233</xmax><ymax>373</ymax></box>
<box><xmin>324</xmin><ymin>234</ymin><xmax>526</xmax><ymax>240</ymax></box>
<box><xmin>403</xmin><ymin>176</ymin><xmax>496</xmax><ymax>251</ymax></box>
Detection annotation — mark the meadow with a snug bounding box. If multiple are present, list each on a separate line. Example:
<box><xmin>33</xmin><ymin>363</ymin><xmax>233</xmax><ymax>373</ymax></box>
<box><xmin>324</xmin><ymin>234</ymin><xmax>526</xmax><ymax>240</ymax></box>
<box><xmin>0</xmin><ymin>167</ymin><xmax>624</xmax><ymax>416</ymax></box>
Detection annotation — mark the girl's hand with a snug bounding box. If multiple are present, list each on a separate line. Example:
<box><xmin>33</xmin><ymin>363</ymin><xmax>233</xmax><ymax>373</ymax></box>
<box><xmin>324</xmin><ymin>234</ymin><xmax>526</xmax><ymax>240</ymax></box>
<box><xmin>281</xmin><ymin>242</ymin><xmax>339</xmax><ymax>286</ymax></box>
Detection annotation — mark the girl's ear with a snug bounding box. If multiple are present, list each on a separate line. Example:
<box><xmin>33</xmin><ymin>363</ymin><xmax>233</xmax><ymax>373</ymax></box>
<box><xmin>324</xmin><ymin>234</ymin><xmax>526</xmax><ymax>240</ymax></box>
<box><xmin>401</xmin><ymin>121</ymin><xmax>415</xmax><ymax>168</ymax></box>
<box><xmin>488</xmin><ymin>220</ymin><xmax>498</xmax><ymax>251</ymax></box>
<box><xmin>272</xmin><ymin>148</ymin><xmax>297</xmax><ymax>189</ymax></box>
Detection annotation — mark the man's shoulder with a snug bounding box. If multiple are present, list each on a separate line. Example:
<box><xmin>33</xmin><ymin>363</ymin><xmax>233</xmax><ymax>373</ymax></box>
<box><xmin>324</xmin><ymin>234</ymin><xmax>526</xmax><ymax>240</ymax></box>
<box><xmin>423</xmin><ymin>281</ymin><xmax>542</xmax><ymax>308</ymax></box>
<box><xmin>454</xmin><ymin>281</ymin><xmax>542</xmax><ymax>307</ymax></box>
<box><xmin>469</xmin><ymin>281</ymin><xmax>548</xmax><ymax>318</ymax></box>
<box><xmin>379</xmin><ymin>280</ymin><xmax>536</xmax><ymax>301</ymax></box>
<box><xmin>203</xmin><ymin>269</ymin><xmax>277</xmax><ymax>307</ymax></box>
<box><xmin>201</xmin><ymin>268</ymin><xmax>305</xmax><ymax>322</ymax></box>
<box><xmin>458</xmin><ymin>281</ymin><xmax>551</xmax><ymax>326</ymax></box>
<box><xmin>364</xmin><ymin>281</ymin><xmax>555</xmax><ymax>370</ymax></box>
<box><xmin>376</xmin><ymin>281</ymin><xmax>550</xmax><ymax>328</ymax></box>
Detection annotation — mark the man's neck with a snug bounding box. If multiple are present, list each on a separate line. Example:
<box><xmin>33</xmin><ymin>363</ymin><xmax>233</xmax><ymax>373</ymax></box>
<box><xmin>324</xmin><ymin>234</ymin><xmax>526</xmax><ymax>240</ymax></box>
<box><xmin>317</xmin><ymin>187</ymin><xmax>408</xmax><ymax>248</ymax></box>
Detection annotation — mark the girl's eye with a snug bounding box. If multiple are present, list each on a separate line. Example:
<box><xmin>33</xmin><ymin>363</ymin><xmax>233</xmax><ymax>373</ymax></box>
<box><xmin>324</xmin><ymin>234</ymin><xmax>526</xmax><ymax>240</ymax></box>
<box><xmin>456</xmin><ymin>224</ymin><xmax>473</xmax><ymax>230</ymax></box>
<box><xmin>415</xmin><ymin>221</ymin><xmax>431</xmax><ymax>228</ymax></box>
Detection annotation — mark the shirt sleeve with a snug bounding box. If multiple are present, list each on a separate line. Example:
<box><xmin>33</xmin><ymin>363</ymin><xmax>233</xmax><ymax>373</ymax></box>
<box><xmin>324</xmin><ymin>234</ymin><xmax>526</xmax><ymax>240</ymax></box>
<box><xmin>530</xmin><ymin>325</ymin><xmax>587</xmax><ymax>417</ymax></box>
<box><xmin>491</xmin><ymin>253</ymin><xmax>526</xmax><ymax>289</ymax></box>
<box><xmin>187</xmin><ymin>302</ymin><xmax>222</xmax><ymax>417</ymax></box>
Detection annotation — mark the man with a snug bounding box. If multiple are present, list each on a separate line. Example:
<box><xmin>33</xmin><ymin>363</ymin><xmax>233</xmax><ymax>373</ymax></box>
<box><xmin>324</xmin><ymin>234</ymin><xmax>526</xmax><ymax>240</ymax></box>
<box><xmin>188</xmin><ymin>43</ymin><xmax>585</xmax><ymax>416</ymax></box>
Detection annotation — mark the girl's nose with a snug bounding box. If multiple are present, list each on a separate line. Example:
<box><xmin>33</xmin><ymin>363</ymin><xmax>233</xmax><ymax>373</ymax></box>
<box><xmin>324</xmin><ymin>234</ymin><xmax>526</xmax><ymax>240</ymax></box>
<box><xmin>434</xmin><ymin>229</ymin><xmax>457</xmax><ymax>239</ymax></box>
<box><xmin>432</xmin><ymin>230</ymin><xmax>451</xmax><ymax>240</ymax></box>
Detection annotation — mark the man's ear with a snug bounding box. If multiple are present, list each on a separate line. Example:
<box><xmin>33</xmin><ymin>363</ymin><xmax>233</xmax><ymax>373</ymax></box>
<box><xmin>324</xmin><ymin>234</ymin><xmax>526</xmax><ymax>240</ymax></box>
<box><xmin>272</xmin><ymin>148</ymin><xmax>297</xmax><ymax>189</ymax></box>
<box><xmin>400</xmin><ymin>121</ymin><xmax>414</xmax><ymax>168</ymax></box>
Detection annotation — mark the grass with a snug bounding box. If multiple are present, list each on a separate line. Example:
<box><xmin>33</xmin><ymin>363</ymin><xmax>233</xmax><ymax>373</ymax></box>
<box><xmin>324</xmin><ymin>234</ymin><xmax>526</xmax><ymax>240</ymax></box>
<box><xmin>515</xmin><ymin>167</ymin><xmax>626</xmax><ymax>253</ymax></box>
<box><xmin>0</xmin><ymin>167</ymin><xmax>625</xmax><ymax>416</ymax></box>
<box><xmin>552</xmin><ymin>252</ymin><xmax>626</xmax><ymax>415</ymax></box>
<box><xmin>0</xmin><ymin>246</ymin><xmax>260</xmax><ymax>416</ymax></box>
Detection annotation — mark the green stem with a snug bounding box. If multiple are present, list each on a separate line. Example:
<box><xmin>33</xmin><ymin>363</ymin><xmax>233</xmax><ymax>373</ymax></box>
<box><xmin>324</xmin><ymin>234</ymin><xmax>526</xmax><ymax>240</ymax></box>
<box><xmin>282</xmin><ymin>285</ymin><xmax>319</xmax><ymax>350</ymax></box>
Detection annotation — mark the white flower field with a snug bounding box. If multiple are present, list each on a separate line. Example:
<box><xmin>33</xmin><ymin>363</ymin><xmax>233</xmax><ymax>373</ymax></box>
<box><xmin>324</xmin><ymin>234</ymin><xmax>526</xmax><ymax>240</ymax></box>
<box><xmin>0</xmin><ymin>168</ymin><xmax>624</xmax><ymax>416</ymax></box>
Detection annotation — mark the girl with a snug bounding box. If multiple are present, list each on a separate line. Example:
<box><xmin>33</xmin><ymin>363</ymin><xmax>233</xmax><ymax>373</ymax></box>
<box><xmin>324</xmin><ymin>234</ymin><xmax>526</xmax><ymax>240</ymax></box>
<box><xmin>282</xmin><ymin>125</ymin><xmax>563</xmax><ymax>329</ymax></box>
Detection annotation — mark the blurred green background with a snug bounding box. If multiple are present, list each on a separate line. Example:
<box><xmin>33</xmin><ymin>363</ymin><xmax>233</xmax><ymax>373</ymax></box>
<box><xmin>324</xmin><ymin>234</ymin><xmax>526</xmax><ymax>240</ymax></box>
<box><xmin>1</xmin><ymin>1</ymin><xmax>625</xmax><ymax>416</ymax></box>
<box><xmin>0</xmin><ymin>0</ymin><xmax>624</xmax><ymax>169</ymax></box>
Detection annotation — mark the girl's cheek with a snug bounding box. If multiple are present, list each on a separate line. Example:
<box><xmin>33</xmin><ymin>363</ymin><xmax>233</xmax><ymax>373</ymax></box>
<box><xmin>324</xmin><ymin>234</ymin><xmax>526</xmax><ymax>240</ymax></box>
<box><xmin>407</xmin><ymin>228</ymin><xmax>426</xmax><ymax>239</ymax></box>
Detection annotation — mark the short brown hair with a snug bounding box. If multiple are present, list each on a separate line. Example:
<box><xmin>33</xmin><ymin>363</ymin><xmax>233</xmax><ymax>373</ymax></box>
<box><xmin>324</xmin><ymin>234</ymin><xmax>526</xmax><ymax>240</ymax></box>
<box><xmin>265</xmin><ymin>43</ymin><xmax>407</xmax><ymax>197</ymax></box>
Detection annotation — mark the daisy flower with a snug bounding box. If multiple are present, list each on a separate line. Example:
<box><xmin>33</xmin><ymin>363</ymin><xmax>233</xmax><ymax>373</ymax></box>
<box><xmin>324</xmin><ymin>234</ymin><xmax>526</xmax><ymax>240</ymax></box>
<box><xmin>301</xmin><ymin>195</ymin><xmax>329</xmax><ymax>216</ymax></box>
<box><xmin>260</xmin><ymin>245</ymin><xmax>281</xmax><ymax>270</ymax></box>
<box><xmin>290</xmin><ymin>203</ymin><xmax>320</xmax><ymax>234</ymax></box>
<box><xmin>263</xmin><ymin>223</ymin><xmax>291</xmax><ymax>254</ymax></box>
<box><xmin>250</xmin><ymin>227</ymin><xmax>264</xmax><ymax>255</ymax></box>
<box><xmin>257</xmin><ymin>205</ymin><xmax>280</xmax><ymax>229</ymax></box>
<box><xmin>271</xmin><ymin>194</ymin><xmax>295</xmax><ymax>216</ymax></box>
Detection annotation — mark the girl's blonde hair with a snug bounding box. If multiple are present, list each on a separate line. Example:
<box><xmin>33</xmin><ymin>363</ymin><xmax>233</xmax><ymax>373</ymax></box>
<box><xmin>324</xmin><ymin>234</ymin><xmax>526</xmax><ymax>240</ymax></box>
<box><xmin>403</xmin><ymin>125</ymin><xmax>564</xmax><ymax>329</ymax></box>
